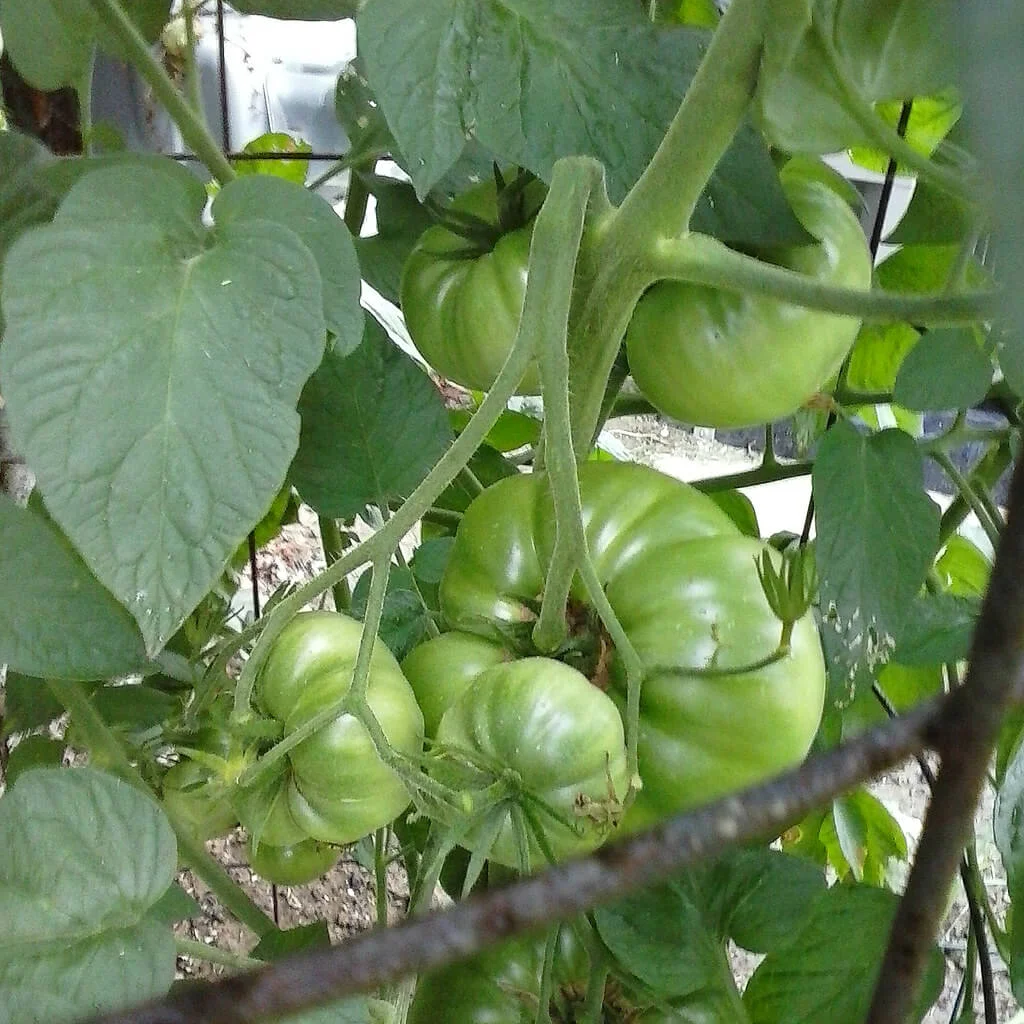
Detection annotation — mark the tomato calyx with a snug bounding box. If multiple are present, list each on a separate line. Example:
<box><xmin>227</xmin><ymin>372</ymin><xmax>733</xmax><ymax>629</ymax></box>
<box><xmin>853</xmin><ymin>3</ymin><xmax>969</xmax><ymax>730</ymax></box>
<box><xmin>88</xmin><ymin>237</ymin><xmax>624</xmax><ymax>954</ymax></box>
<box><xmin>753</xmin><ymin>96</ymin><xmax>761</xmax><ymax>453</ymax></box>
<box><xmin>423</xmin><ymin>166</ymin><xmax>542</xmax><ymax>256</ymax></box>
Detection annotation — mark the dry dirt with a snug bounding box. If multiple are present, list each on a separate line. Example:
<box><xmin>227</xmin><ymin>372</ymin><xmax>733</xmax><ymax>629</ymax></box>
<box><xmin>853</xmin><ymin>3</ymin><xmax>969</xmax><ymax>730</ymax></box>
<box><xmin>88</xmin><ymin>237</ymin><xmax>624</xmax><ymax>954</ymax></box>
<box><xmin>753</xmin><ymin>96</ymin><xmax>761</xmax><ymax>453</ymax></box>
<box><xmin>171</xmin><ymin>414</ymin><xmax>1016</xmax><ymax>1022</ymax></box>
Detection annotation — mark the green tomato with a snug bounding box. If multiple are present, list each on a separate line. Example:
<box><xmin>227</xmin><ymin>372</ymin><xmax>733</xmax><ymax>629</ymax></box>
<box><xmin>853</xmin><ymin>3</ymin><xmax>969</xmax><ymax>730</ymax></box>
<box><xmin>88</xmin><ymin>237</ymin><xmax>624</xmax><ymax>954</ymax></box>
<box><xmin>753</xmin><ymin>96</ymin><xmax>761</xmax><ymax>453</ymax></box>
<box><xmin>625</xmin><ymin>160</ymin><xmax>872</xmax><ymax>428</ymax></box>
<box><xmin>400</xmin><ymin>179</ymin><xmax>544</xmax><ymax>394</ymax></box>
<box><xmin>255</xmin><ymin>611</ymin><xmax>425</xmax><ymax>845</ymax></box>
<box><xmin>162</xmin><ymin>758</ymin><xmax>239</xmax><ymax>841</ymax></box>
<box><xmin>248</xmin><ymin>837</ymin><xmax>340</xmax><ymax>886</ymax></box>
<box><xmin>436</xmin><ymin>461</ymin><xmax>826</xmax><ymax>833</ymax></box>
<box><xmin>401</xmin><ymin>631</ymin><xmax>512</xmax><ymax>737</ymax></box>
<box><xmin>430</xmin><ymin>658</ymin><xmax>628</xmax><ymax>869</ymax></box>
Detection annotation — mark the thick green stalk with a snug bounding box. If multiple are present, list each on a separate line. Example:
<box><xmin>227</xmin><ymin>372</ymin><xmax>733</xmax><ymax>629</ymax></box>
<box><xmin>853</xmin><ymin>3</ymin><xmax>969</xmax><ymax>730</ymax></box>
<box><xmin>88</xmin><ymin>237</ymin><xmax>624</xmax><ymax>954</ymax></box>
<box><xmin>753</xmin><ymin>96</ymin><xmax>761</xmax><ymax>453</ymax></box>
<box><xmin>88</xmin><ymin>0</ymin><xmax>235</xmax><ymax>184</ymax></box>
<box><xmin>565</xmin><ymin>0</ymin><xmax>766</xmax><ymax>454</ymax></box>
<box><xmin>47</xmin><ymin>679</ymin><xmax>274</xmax><ymax>936</ymax></box>
<box><xmin>649</xmin><ymin>233</ymin><xmax>995</xmax><ymax>324</ymax></box>
<box><xmin>344</xmin><ymin>174</ymin><xmax>370</xmax><ymax>235</ymax></box>
<box><xmin>181</xmin><ymin>2</ymin><xmax>205</xmax><ymax>124</ymax></box>
<box><xmin>613</xmin><ymin>0</ymin><xmax>765</xmax><ymax>240</ymax></box>
<box><xmin>374</xmin><ymin>828</ymin><xmax>390</xmax><ymax>930</ymax></box>
<box><xmin>318</xmin><ymin>515</ymin><xmax>352</xmax><ymax>611</ymax></box>
<box><xmin>349</xmin><ymin>557</ymin><xmax>391</xmax><ymax>704</ymax></box>
<box><xmin>532</xmin><ymin>159</ymin><xmax>602</xmax><ymax>651</ymax></box>
<box><xmin>691</xmin><ymin>459</ymin><xmax>812</xmax><ymax>494</ymax></box>
<box><xmin>930</xmin><ymin>450</ymin><xmax>1003</xmax><ymax>548</ymax></box>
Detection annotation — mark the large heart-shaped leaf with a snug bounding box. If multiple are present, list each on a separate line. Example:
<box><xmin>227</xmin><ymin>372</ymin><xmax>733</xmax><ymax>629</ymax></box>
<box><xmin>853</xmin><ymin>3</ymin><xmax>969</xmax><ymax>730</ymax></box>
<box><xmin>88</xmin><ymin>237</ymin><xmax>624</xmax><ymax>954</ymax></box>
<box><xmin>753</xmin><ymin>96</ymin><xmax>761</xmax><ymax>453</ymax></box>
<box><xmin>0</xmin><ymin>161</ymin><xmax>326</xmax><ymax>653</ymax></box>
<box><xmin>0</xmin><ymin>767</ymin><xmax>177</xmax><ymax>1023</ymax></box>
<box><xmin>214</xmin><ymin>174</ymin><xmax>363</xmax><ymax>353</ymax></box>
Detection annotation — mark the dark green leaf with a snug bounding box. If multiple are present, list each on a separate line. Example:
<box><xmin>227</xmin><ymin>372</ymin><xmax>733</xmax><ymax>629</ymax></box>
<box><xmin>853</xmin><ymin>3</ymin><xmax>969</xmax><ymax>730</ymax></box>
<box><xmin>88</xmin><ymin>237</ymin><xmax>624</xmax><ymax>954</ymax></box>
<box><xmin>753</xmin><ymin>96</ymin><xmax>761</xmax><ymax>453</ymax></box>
<box><xmin>5</xmin><ymin>736</ymin><xmax>65</xmax><ymax>786</ymax></box>
<box><xmin>0</xmin><ymin>162</ymin><xmax>326</xmax><ymax>653</ymax></box>
<box><xmin>90</xmin><ymin>683</ymin><xmax>180</xmax><ymax>732</ymax></box>
<box><xmin>832</xmin><ymin>0</ymin><xmax>957</xmax><ymax>101</ymax></box>
<box><xmin>0</xmin><ymin>0</ymin><xmax>169</xmax><ymax>90</ymax></box>
<box><xmin>743</xmin><ymin>885</ymin><xmax>944</xmax><ymax>1023</ymax></box>
<box><xmin>253</xmin><ymin>922</ymin><xmax>332</xmax><ymax>962</ymax></box>
<box><xmin>703</xmin><ymin>849</ymin><xmax>827</xmax><ymax>956</ymax></box>
<box><xmin>708</xmin><ymin>489</ymin><xmax>760</xmax><ymax>538</ymax></box>
<box><xmin>0</xmin><ymin>767</ymin><xmax>177</xmax><ymax>1021</ymax></box>
<box><xmin>292</xmin><ymin>315</ymin><xmax>452</xmax><ymax>518</ymax></box>
<box><xmin>230</xmin><ymin>0</ymin><xmax>360</xmax><ymax>18</ymax></box>
<box><xmin>814</xmin><ymin>423</ymin><xmax>940</xmax><ymax>702</ymax></box>
<box><xmin>1</xmin><ymin>672</ymin><xmax>66</xmax><ymax>737</ymax></box>
<box><xmin>147</xmin><ymin>884</ymin><xmax>201</xmax><ymax>925</ymax></box>
<box><xmin>433</xmin><ymin>445</ymin><xmax>518</xmax><ymax>517</ymax></box>
<box><xmin>893</xmin><ymin>328</ymin><xmax>992</xmax><ymax>411</ymax></box>
<box><xmin>410</xmin><ymin>538</ymin><xmax>454</xmax><ymax>587</ymax></box>
<box><xmin>893</xmin><ymin>593</ymin><xmax>979</xmax><ymax>665</ymax></box>
<box><xmin>213</xmin><ymin>174</ymin><xmax>361</xmax><ymax>352</ymax></box>
<box><xmin>350</xmin><ymin>567</ymin><xmax>435</xmax><ymax>660</ymax></box>
<box><xmin>889</xmin><ymin>179</ymin><xmax>976</xmax><ymax>245</ymax></box>
<box><xmin>594</xmin><ymin>884</ymin><xmax>731</xmax><ymax>1000</ymax></box>
<box><xmin>355</xmin><ymin>176</ymin><xmax>435</xmax><ymax>305</ymax></box>
<box><xmin>0</xmin><ymin>497</ymin><xmax>149</xmax><ymax>679</ymax></box>
<box><xmin>335</xmin><ymin>61</ymin><xmax>397</xmax><ymax>162</ymax></box>
<box><xmin>358</xmin><ymin>0</ymin><xmax>803</xmax><ymax>244</ymax></box>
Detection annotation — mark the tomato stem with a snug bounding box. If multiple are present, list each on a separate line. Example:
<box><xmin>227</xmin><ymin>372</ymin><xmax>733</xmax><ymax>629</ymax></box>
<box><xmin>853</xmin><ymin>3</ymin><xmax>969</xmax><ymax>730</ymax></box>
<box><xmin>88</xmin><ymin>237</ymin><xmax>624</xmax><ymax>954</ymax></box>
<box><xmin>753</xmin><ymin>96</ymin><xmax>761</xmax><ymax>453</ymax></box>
<box><xmin>87</xmin><ymin>0</ymin><xmax>236</xmax><ymax>185</ymax></box>
<box><xmin>612</xmin><ymin>0</ymin><xmax>765</xmax><ymax>240</ymax></box>
<box><xmin>535</xmin><ymin>928</ymin><xmax>560</xmax><ymax>1024</ymax></box>
<box><xmin>648</xmin><ymin>233</ymin><xmax>995</xmax><ymax>325</ymax></box>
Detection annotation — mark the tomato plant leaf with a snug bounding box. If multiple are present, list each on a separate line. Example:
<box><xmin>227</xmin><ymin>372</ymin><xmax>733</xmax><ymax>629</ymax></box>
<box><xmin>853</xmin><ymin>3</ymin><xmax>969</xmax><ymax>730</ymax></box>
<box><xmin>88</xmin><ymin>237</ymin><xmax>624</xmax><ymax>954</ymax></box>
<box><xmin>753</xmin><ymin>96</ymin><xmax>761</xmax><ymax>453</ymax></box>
<box><xmin>698</xmin><ymin>849</ymin><xmax>826</xmax><ymax>956</ymax></box>
<box><xmin>351</xmin><ymin>566</ymin><xmax>436</xmax><ymax>660</ymax></box>
<box><xmin>0</xmin><ymin>673</ymin><xmax>65</xmax><ymax>739</ymax></box>
<box><xmin>0</xmin><ymin>767</ymin><xmax>177</xmax><ymax>1022</ymax></box>
<box><xmin>743</xmin><ymin>885</ymin><xmax>944</xmax><ymax>1023</ymax></box>
<box><xmin>844</xmin><ymin>324</ymin><xmax>920</xmax><ymax>394</ymax></box>
<box><xmin>934</xmin><ymin>534</ymin><xmax>991</xmax><ymax>598</ymax></box>
<box><xmin>355</xmin><ymin>175</ymin><xmax>435</xmax><ymax>305</ymax></box>
<box><xmin>893</xmin><ymin>328</ymin><xmax>993</xmax><ymax>412</ymax></box>
<box><xmin>281</xmin><ymin>997</ymin><xmax>374</xmax><ymax>1024</ymax></box>
<box><xmin>888</xmin><ymin>179</ymin><xmax>975</xmax><ymax>245</ymax></box>
<box><xmin>229</xmin><ymin>0</ymin><xmax>360</xmax><ymax>17</ymax></box>
<box><xmin>213</xmin><ymin>174</ymin><xmax>363</xmax><ymax>352</ymax></box>
<box><xmin>821</xmin><ymin>790</ymin><xmax>907</xmax><ymax>886</ymax></box>
<box><xmin>594</xmin><ymin>883</ymin><xmax>742</xmax><ymax>1008</ymax></box>
<box><xmin>831</xmin><ymin>0</ymin><xmax>957</xmax><ymax>102</ymax></box>
<box><xmin>0</xmin><ymin>497</ymin><xmax>149</xmax><ymax>679</ymax></box>
<box><xmin>146</xmin><ymin>883</ymin><xmax>201</xmax><ymax>926</ymax></box>
<box><xmin>292</xmin><ymin>315</ymin><xmax>452</xmax><ymax>519</ymax></box>
<box><xmin>358</xmin><ymin>0</ymin><xmax>803</xmax><ymax>245</ymax></box>
<box><xmin>893</xmin><ymin>593</ymin><xmax>979</xmax><ymax>665</ymax></box>
<box><xmin>0</xmin><ymin>161</ymin><xmax>326</xmax><ymax>654</ymax></box>
<box><xmin>4</xmin><ymin>736</ymin><xmax>66</xmax><ymax>787</ymax></box>
<box><xmin>0</xmin><ymin>0</ymin><xmax>169</xmax><ymax>90</ymax></box>
<box><xmin>252</xmin><ymin>922</ymin><xmax>332</xmax><ymax>962</ymax></box>
<box><xmin>813</xmin><ymin>423</ymin><xmax>940</xmax><ymax>702</ymax></box>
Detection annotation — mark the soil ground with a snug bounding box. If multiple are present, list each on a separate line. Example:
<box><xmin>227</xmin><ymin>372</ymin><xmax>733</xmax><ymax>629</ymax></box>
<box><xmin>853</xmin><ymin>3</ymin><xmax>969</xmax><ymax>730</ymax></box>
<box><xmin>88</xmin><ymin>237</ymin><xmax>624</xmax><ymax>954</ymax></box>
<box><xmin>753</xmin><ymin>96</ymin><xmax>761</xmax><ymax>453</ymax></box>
<box><xmin>171</xmin><ymin>413</ymin><xmax>1018</xmax><ymax>1023</ymax></box>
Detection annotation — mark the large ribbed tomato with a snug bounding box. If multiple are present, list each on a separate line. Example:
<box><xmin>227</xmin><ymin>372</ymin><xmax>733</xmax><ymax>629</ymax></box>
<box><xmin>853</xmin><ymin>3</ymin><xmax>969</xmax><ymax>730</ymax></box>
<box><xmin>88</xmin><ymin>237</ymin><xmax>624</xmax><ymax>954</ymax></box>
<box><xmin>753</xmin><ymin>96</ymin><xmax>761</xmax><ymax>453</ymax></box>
<box><xmin>407</xmin><ymin>461</ymin><xmax>826</xmax><ymax>834</ymax></box>
<box><xmin>252</xmin><ymin>611</ymin><xmax>424</xmax><ymax>845</ymax></box>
